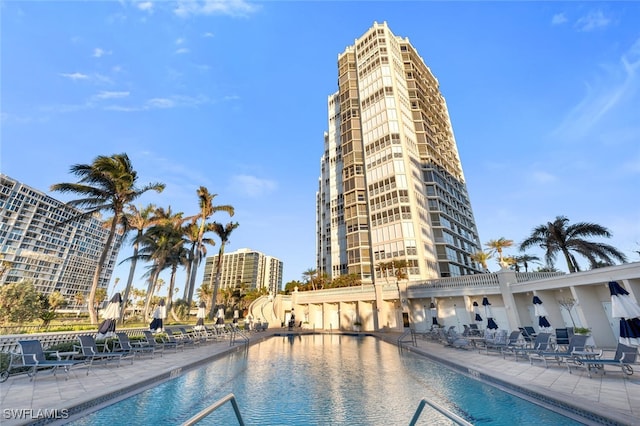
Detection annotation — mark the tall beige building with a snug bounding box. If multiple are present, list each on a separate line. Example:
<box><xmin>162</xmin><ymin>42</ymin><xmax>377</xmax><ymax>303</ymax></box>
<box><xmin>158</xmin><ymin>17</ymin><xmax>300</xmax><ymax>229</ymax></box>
<box><xmin>317</xmin><ymin>22</ymin><xmax>483</xmax><ymax>284</ymax></box>
<box><xmin>201</xmin><ymin>248</ymin><xmax>283</xmax><ymax>296</ymax></box>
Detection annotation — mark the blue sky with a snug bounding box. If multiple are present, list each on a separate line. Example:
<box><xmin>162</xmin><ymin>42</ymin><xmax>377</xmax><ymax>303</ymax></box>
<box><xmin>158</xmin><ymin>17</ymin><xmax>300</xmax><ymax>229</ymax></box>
<box><xmin>2</xmin><ymin>1</ymin><xmax>639</xmax><ymax>294</ymax></box>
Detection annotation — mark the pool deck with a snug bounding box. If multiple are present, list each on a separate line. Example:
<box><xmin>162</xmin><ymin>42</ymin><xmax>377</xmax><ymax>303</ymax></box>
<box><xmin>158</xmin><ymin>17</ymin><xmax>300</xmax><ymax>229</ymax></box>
<box><xmin>0</xmin><ymin>329</ymin><xmax>638</xmax><ymax>426</ymax></box>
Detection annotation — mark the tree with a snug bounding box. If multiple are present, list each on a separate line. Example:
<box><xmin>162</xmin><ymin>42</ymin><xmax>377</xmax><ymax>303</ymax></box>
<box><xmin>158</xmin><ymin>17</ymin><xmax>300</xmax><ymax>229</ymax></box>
<box><xmin>118</xmin><ymin>204</ymin><xmax>161</xmax><ymax>323</ymax></box>
<box><xmin>135</xmin><ymin>207</ymin><xmax>186</xmax><ymax>315</ymax></box>
<box><xmin>182</xmin><ymin>219</ymin><xmax>215</xmax><ymax>304</ymax></box>
<box><xmin>470</xmin><ymin>251</ymin><xmax>492</xmax><ymax>271</ymax></box>
<box><xmin>519</xmin><ymin>216</ymin><xmax>628</xmax><ymax>273</ymax></box>
<box><xmin>208</xmin><ymin>221</ymin><xmax>240</xmax><ymax>319</ymax></box>
<box><xmin>485</xmin><ymin>238</ymin><xmax>514</xmax><ymax>267</ymax></box>
<box><xmin>512</xmin><ymin>254</ymin><xmax>540</xmax><ymax>272</ymax></box>
<box><xmin>48</xmin><ymin>291</ymin><xmax>67</xmax><ymax>312</ymax></box>
<box><xmin>0</xmin><ymin>281</ymin><xmax>42</xmax><ymax>324</ymax></box>
<box><xmin>302</xmin><ymin>268</ymin><xmax>318</xmax><ymax>290</ymax></box>
<box><xmin>184</xmin><ymin>187</ymin><xmax>234</xmax><ymax>308</ymax></box>
<box><xmin>0</xmin><ymin>254</ymin><xmax>12</xmax><ymax>282</ymax></box>
<box><xmin>50</xmin><ymin>153</ymin><xmax>165</xmax><ymax>324</ymax></box>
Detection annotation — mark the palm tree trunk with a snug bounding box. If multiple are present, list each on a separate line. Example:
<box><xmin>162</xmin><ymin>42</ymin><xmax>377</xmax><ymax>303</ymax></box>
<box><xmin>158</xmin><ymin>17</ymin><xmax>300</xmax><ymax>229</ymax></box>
<box><xmin>186</xmin><ymin>255</ymin><xmax>200</xmax><ymax>307</ymax></box>
<box><xmin>143</xmin><ymin>269</ymin><xmax>160</xmax><ymax>319</ymax></box>
<box><xmin>182</xmin><ymin>257</ymin><xmax>193</xmax><ymax>301</ymax></box>
<box><xmin>167</xmin><ymin>265</ymin><xmax>177</xmax><ymax>312</ymax></box>
<box><xmin>208</xmin><ymin>247</ymin><xmax>225</xmax><ymax>320</ymax></box>
<box><xmin>88</xmin><ymin>218</ymin><xmax>118</xmax><ymax>324</ymax></box>
<box><xmin>119</xmin><ymin>245</ymin><xmax>140</xmax><ymax>324</ymax></box>
<box><xmin>561</xmin><ymin>248</ymin><xmax>577</xmax><ymax>273</ymax></box>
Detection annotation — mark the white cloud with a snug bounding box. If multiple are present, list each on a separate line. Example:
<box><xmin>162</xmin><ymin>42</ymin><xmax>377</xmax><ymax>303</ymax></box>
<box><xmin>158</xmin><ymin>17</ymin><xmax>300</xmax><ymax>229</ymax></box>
<box><xmin>230</xmin><ymin>174</ymin><xmax>277</xmax><ymax>197</ymax></box>
<box><xmin>203</xmin><ymin>32</ymin><xmax>215</xmax><ymax>38</ymax></box>
<box><xmin>137</xmin><ymin>1</ymin><xmax>153</xmax><ymax>12</ymax></box>
<box><xmin>175</xmin><ymin>47</ymin><xmax>190</xmax><ymax>54</ymax></box>
<box><xmin>551</xmin><ymin>13</ymin><xmax>567</xmax><ymax>25</ymax></box>
<box><xmin>553</xmin><ymin>37</ymin><xmax>640</xmax><ymax>140</ymax></box>
<box><xmin>92</xmin><ymin>48</ymin><xmax>112</xmax><ymax>58</ymax></box>
<box><xmin>175</xmin><ymin>37</ymin><xmax>185</xmax><ymax>45</ymax></box>
<box><xmin>147</xmin><ymin>98</ymin><xmax>175</xmax><ymax>109</ymax></box>
<box><xmin>94</xmin><ymin>91</ymin><xmax>130</xmax><ymax>100</ymax></box>
<box><xmin>575</xmin><ymin>10</ymin><xmax>611</xmax><ymax>32</ymax></box>
<box><xmin>174</xmin><ymin>0</ymin><xmax>259</xmax><ymax>18</ymax></box>
<box><xmin>530</xmin><ymin>171</ymin><xmax>556</xmax><ymax>184</ymax></box>
<box><xmin>59</xmin><ymin>72</ymin><xmax>89</xmax><ymax>81</ymax></box>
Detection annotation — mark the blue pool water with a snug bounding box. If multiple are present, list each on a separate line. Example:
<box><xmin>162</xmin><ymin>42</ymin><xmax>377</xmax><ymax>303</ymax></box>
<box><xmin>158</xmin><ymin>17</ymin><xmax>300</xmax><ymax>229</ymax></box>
<box><xmin>69</xmin><ymin>334</ymin><xmax>584</xmax><ymax>425</ymax></box>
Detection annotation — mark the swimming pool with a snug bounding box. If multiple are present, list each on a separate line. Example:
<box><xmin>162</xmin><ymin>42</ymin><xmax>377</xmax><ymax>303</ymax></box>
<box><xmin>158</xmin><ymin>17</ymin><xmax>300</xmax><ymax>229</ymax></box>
<box><xmin>67</xmin><ymin>334</ymin><xmax>585</xmax><ymax>425</ymax></box>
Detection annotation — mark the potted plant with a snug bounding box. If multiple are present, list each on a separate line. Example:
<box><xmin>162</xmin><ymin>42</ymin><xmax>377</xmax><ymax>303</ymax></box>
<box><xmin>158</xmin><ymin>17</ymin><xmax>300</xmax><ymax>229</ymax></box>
<box><xmin>353</xmin><ymin>321</ymin><xmax>362</xmax><ymax>332</ymax></box>
<box><xmin>573</xmin><ymin>327</ymin><xmax>591</xmax><ymax>335</ymax></box>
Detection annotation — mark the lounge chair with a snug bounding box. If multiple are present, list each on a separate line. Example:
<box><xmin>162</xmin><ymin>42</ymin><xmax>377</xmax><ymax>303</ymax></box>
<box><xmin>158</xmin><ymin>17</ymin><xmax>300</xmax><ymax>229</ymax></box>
<box><xmin>484</xmin><ymin>331</ymin><xmax>523</xmax><ymax>357</ymax></box>
<box><xmin>163</xmin><ymin>329</ymin><xmax>189</xmax><ymax>349</ymax></box>
<box><xmin>16</xmin><ymin>340</ymin><xmax>81</xmax><ymax>381</ymax></box>
<box><xmin>510</xmin><ymin>332</ymin><xmax>552</xmax><ymax>361</ymax></box>
<box><xmin>437</xmin><ymin>328</ymin><xmax>471</xmax><ymax>349</ymax></box>
<box><xmin>115</xmin><ymin>333</ymin><xmax>156</xmax><ymax>358</ymax></box>
<box><xmin>75</xmin><ymin>335</ymin><xmax>133</xmax><ymax>374</ymax></box>
<box><xmin>178</xmin><ymin>327</ymin><xmax>204</xmax><ymax>345</ymax></box>
<box><xmin>554</xmin><ymin>328</ymin><xmax>570</xmax><ymax>348</ymax></box>
<box><xmin>528</xmin><ymin>335</ymin><xmax>589</xmax><ymax>368</ymax></box>
<box><xmin>518</xmin><ymin>327</ymin><xmax>535</xmax><ymax>345</ymax></box>
<box><xmin>468</xmin><ymin>324</ymin><xmax>481</xmax><ymax>336</ymax></box>
<box><xmin>568</xmin><ymin>343</ymin><xmax>638</xmax><ymax>378</ymax></box>
<box><xmin>141</xmin><ymin>331</ymin><xmax>165</xmax><ymax>356</ymax></box>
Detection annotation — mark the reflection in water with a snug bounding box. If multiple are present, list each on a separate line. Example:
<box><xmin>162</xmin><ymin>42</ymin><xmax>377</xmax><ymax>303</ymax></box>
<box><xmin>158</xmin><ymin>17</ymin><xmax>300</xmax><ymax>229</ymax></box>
<box><xmin>69</xmin><ymin>335</ymin><xmax>582</xmax><ymax>425</ymax></box>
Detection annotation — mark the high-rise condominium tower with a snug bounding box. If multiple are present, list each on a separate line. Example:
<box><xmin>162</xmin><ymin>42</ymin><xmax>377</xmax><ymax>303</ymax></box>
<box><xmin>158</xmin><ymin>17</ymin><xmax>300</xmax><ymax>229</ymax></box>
<box><xmin>317</xmin><ymin>22</ymin><xmax>483</xmax><ymax>284</ymax></box>
<box><xmin>0</xmin><ymin>174</ymin><xmax>122</xmax><ymax>303</ymax></box>
<box><xmin>201</xmin><ymin>248</ymin><xmax>284</xmax><ymax>297</ymax></box>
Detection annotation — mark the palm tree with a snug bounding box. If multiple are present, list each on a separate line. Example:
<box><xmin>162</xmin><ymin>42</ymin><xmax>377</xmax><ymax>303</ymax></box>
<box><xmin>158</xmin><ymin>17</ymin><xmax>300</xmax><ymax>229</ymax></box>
<box><xmin>519</xmin><ymin>216</ymin><xmax>628</xmax><ymax>273</ymax></box>
<box><xmin>50</xmin><ymin>153</ymin><xmax>165</xmax><ymax>324</ymax></box>
<box><xmin>302</xmin><ymin>268</ymin><xmax>317</xmax><ymax>290</ymax></box>
<box><xmin>485</xmin><ymin>238</ymin><xmax>514</xmax><ymax>267</ymax></box>
<box><xmin>184</xmin><ymin>187</ymin><xmax>234</xmax><ymax>307</ymax></box>
<box><xmin>208</xmin><ymin>221</ymin><xmax>240</xmax><ymax>319</ymax></box>
<box><xmin>470</xmin><ymin>251</ymin><xmax>492</xmax><ymax>271</ymax></box>
<box><xmin>135</xmin><ymin>207</ymin><xmax>185</xmax><ymax>317</ymax></box>
<box><xmin>182</xmin><ymin>219</ymin><xmax>216</xmax><ymax>304</ymax></box>
<box><xmin>117</xmin><ymin>204</ymin><xmax>160</xmax><ymax>322</ymax></box>
<box><xmin>513</xmin><ymin>254</ymin><xmax>540</xmax><ymax>272</ymax></box>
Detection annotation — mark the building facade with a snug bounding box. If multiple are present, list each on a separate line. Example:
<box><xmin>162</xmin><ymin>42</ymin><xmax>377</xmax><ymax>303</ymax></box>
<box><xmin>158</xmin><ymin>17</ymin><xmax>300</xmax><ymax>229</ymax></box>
<box><xmin>0</xmin><ymin>174</ymin><xmax>121</xmax><ymax>305</ymax></box>
<box><xmin>317</xmin><ymin>22</ymin><xmax>483</xmax><ymax>284</ymax></box>
<box><xmin>201</xmin><ymin>248</ymin><xmax>283</xmax><ymax>296</ymax></box>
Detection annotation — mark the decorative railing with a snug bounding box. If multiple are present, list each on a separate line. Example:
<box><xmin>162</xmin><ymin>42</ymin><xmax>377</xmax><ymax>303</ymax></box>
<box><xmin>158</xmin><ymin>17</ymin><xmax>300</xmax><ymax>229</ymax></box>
<box><xmin>513</xmin><ymin>272</ymin><xmax>565</xmax><ymax>284</ymax></box>
<box><xmin>409</xmin><ymin>273</ymin><xmax>500</xmax><ymax>289</ymax></box>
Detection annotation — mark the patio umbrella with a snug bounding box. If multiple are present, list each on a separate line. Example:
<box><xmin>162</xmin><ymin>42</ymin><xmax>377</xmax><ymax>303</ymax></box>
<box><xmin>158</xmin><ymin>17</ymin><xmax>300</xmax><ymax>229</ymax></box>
<box><xmin>149</xmin><ymin>299</ymin><xmax>166</xmax><ymax>333</ymax></box>
<box><xmin>473</xmin><ymin>301</ymin><xmax>483</xmax><ymax>322</ymax></box>
<box><xmin>97</xmin><ymin>292</ymin><xmax>122</xmax><ymax>339</ymax></box>
<box><xmin>532</xmin><ymin>295</ymin><xmax>553</xmax><ymax>332</ymax></box>
<box><xmin>609</xmin><ymin>281</ymin><xmax>640</xmax><ymax>346</ymax></box>
<box><xmin>482</xmin><ymin>297</ymin><xmax>498</xmax><ymax>330</ymax></box>
<box><xmin>195</xmin><ymin>301</ymin><xmax>206</xmax><ymax>331</ymax></box>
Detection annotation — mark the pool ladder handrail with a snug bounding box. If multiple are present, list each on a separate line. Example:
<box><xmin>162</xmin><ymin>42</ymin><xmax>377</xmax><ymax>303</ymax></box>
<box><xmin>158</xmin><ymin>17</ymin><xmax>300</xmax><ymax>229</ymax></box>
<box><xmin>397</xmin><ymin>328</ymin><xmax>417</xmax><ymax>348</ymax></box>
<box><xmin>181</xmin><ymin>393</ymin><xmax>245</xmax><ymax>426</ymax></box>
<box><xmin>409</xmin><ymin>397</ymin><xmax>473</xmax><ymax>426</ymax></box>
<box><xmin>229</xmin><ymin>327</ymin><xmax>250</xmax><ymax>348</ymax></box>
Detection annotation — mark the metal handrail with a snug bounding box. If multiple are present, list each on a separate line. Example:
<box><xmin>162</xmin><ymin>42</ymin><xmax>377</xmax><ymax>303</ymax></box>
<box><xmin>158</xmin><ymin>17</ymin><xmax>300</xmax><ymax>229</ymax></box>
<box><xmin>229</xmin><ymin>327</ymin><xmax>249</xmax><ymax>348</ymax></box>
<box><xmin>409</xmin><ymin>398</ymin><xmax>472</xmax><ymax>426</ymax></box>
<box><xmin>181</xmin><ymin>393</ymin><xmax>245</xmax><ymax>426</ymax></box>
<box><xmin>397</xmin><ymin>329</ymin><xmax>417</xmax><ymax>348</ymax></box>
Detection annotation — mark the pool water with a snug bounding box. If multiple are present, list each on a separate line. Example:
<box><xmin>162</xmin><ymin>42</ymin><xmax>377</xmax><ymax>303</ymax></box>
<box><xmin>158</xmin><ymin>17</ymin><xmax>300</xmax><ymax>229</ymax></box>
<box><xmin>69</xmin><ymin>334</ymin><xmax>583</xmax><ymax>425</ymax></box>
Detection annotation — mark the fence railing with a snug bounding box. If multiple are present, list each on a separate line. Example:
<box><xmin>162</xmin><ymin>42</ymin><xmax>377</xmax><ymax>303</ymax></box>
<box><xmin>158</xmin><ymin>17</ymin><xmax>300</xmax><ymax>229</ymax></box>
<box><xmin>0</xmin><ymin>327</ymin><xmax>149</xmax><ymax>353</ymax></box>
